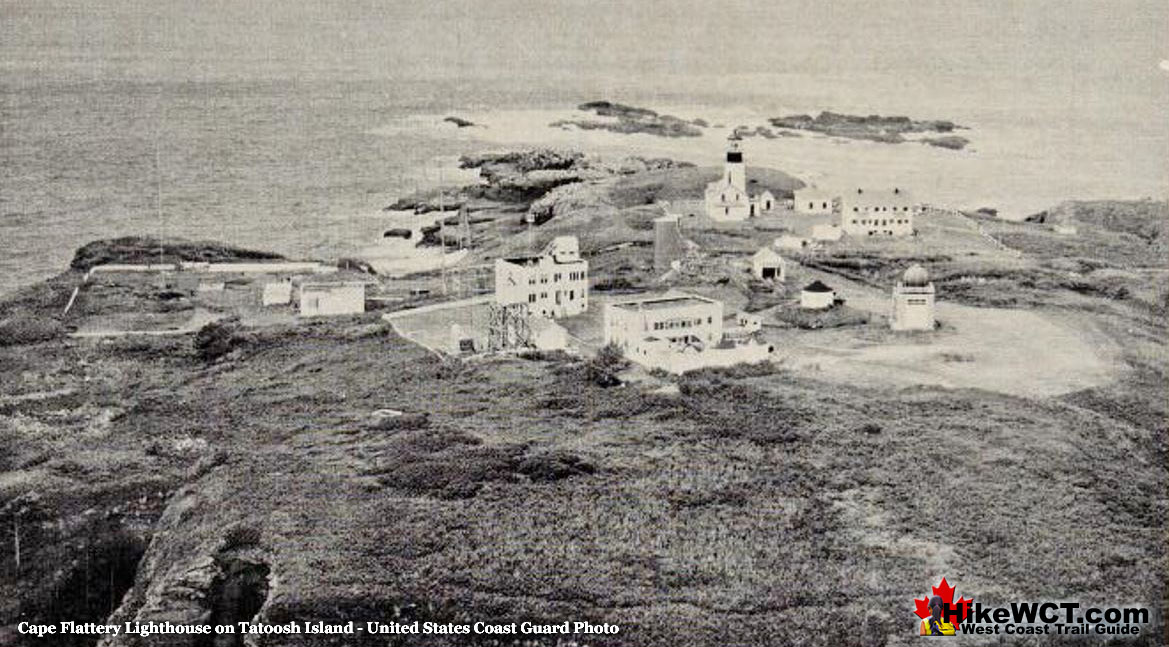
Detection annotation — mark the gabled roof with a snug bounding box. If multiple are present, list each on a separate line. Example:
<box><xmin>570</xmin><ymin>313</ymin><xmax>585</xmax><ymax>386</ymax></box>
<box><xmin>753</xmin><ymin>247</ymin><xmax>785</xmax><ymax>263</ymax></box>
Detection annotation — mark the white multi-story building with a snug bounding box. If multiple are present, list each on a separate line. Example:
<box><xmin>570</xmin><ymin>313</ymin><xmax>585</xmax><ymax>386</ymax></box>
<box><xmin>839</xmin><ymin>187</ymin><xmax>920</xmax><ymax>237</ymax></box>
<box><xmin>494</xmin><ymin>236</ymin><xmax>588</xmax><ymax>318</ymax></box>
<box><xmin>603</xmin><ymin>292</ymin><xmax>772</xmax><ymax>373</ymax></box>
<box><xmin>604</xmin><ymin>293</ymin><xmax>723</xmax><ymax>353</ymax></box>
<box><xmin>890</xmin><ymin>264</ymin><xmax>936</xmax><ymax>331</ymax></box>
<box><xmin>704</xmin><ymin>139</ymin><xmax>775</xmax><ymax>221</ymax></box>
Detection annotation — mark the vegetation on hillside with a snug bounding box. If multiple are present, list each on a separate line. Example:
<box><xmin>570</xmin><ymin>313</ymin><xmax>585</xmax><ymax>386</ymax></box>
<box><xmin>70</xmin><ymin>236</ymin><xmax>284</xmax><ymax>271</ymax></box>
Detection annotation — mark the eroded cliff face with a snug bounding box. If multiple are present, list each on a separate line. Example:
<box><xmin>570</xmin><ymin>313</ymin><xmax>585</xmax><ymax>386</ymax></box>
<box><xmin>99</xmin><ymin>486</ymin><xmax>272</xmax><ymax>647</ymax></box>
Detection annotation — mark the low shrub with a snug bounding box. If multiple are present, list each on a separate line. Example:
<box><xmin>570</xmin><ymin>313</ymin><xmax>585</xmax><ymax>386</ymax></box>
<box><xmin>0</xmin><ymin>315</ymin><xmax>65</xmax><ymax>346</ymax></box>
<box><xmin>584</xmin><ymin>343</ymin><xmax>629</xmax><ymax>387</ymax></box>
<box><xmin>193</xmin><ymin>318</ymin><xmax>241</xmax><ymax>361</ymax></box>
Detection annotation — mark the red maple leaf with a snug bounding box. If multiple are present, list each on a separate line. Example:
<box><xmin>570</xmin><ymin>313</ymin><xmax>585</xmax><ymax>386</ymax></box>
<box><xmin>914</xmin><ymin>577</ymin><xmax>972</xmax><ymax>628</ymax></box>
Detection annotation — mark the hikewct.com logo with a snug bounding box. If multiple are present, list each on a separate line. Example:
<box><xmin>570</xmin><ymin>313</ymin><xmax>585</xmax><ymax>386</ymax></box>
<box><xmin>914</xmin><ymin>577</ymin><xmax>1151</xmax><ymax>638</ymax></box>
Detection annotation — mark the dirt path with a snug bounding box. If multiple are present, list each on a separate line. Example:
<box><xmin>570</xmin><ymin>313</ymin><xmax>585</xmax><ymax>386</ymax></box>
<box><xmin>778</xmin><ymin>293</ymin><xmax>1122</xmax><ymax>398</ymax></box>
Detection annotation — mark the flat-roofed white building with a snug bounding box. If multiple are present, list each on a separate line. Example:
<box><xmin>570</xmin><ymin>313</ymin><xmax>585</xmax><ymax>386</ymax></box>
<box><xmin>840</xmin><ymin>187</ymin><xmax>919</xmax><ymax>237</ymax></box>
<box><xmin>494</xmin><ymin>236</ymin><xmax>588</xmax><ymax>318</ymax></box>
<box><xmin>604</xmin><ymin>293</ymin><xmax>723</xmax><ymax>353</ymax></box>
<box><xmin>299</xmin><ymin>282</ymin><xmax>366</xmax><ymax>317</ymax></box>
<box><xmin>604</xmin><ymin>292</ymin><xmax>773</xmax><ymax>373</ymax></box>
<box><xmin>262</xmin><ymin>278</ymin><xmax>293</xmax><ymax>306</ymax></box>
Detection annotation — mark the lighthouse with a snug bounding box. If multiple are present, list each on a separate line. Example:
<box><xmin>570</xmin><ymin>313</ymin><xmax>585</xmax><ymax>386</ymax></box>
<box><xmin>724</xmin><ymin>138</ymin><xmax>746</xmax><ymax>192</ymax></box>
<box><xmin>704</xmin><ymin>136</ymin><xmax>757</xmax><ymax>221</ymax></box>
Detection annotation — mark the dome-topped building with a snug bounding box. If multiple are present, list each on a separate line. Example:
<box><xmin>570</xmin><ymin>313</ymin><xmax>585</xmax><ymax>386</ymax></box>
<box><xmin>891</xmin><ymin>264</ymin><xmax>936</xmax><ymax>331</ymax></box>
<box><xmin>902</xmin><ymin>263</ymin><xmax>930</xmax><ymax>287</ymax></box>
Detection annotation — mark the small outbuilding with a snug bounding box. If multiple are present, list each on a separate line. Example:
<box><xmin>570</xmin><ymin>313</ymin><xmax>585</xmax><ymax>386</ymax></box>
<box><xmin>262</xmin><ymin>278</ymin><xmax>293</xmax><ymax>306</ymax></box>
<box><xmin>800</xmin><ymin>280</ymin><xmax>836</xmax><ymax>310</ymax></box>
<box><xmin>775</xmin><ymin>234</ymin><xmax>813</xmax><ymax>251</ymax></box>
<box><xmin>812</xmin><ymin>224</ymin><xmax>843</xmax><ymax>242</ymax></box>
<box><xmin>299</xmin><ymin>282</ymin><xmax>366</xmax><ymax>317</ymax></box>
<box><xmin>793</xmin><ymin>188</ymin><xmax>835</xmax><ymax>214</ymax></box>
<box><xmin>751</xmin><ymin>247</ymin><xmax>787</xmax><ymax>281</ymax></box>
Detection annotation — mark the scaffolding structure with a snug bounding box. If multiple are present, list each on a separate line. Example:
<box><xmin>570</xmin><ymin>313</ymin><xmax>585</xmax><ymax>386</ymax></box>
<box><xmin>486</xmin><ymin>303</ymin><xmax>532</xmax><ymax>351</ymax></box>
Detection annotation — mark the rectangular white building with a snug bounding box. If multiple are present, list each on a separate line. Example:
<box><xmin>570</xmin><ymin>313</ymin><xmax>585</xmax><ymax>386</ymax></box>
<box><xmin>840</xmin><ymin>188</ymin><xmax>919</xmax><ymax>237</ymax></box>
<box><xmin>299</xmin><ymin>282</ymin><xmax>366</xmax><ymax>317</ymax></box>
<box><xmin>604</xmin><ymin>292</ymin><xmax>774</xmax><ymax>373</ymax></box>
<box><xmin>793</xmin><ymin>188</ymin><xmax>835</xmax><ymax>215</ymax></box>
<box><xmin>604</xmin><ymin>293</ymin><xmax>723</xmax><ymax>353</ymax></box>
<box><xmin>494</xmin><ymin>236</ymin><xmax>588</xmax><ymax>318</ymax></box>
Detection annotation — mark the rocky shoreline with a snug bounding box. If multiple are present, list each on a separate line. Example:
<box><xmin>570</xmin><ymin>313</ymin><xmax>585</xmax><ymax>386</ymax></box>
<box><xmin>769</xmin><ymin>111</ymin><xmax>970</xmax><ymax>149</ymax></box>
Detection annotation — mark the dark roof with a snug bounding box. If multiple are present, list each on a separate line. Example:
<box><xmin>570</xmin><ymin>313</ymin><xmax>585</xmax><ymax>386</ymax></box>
<box><xmin>803</xmin><ymin>280</ymin><xmax>833</xmax><ymax>293</ymax></box>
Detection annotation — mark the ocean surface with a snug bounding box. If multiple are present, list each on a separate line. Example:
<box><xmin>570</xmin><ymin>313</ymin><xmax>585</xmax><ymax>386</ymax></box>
<box><xmin>2</xmin><ymin>0</ymin><xmax>1166</xmax><ymax>296</ymax></box>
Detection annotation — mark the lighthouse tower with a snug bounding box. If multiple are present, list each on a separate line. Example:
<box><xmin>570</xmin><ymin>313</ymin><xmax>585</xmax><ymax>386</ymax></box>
<box><xmin>724</xmin><ymin>138</ymin><xmax>746</xmax><ymax>192</ymax></box>
<box><xmin>704</xmin><ymin>136</ymin><xmax>754</xmax><ymax>221</ymax></box>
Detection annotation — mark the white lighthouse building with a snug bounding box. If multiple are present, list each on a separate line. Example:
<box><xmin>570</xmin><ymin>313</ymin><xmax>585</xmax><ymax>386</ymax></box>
<box><xmin>704</xmin><ymin>139</ymin><xmax>774</xmax><ymax>221</ymax></box>
<box><xmin>890</xmin><ymin>264</ymin><xmax>936</xmax><ymax>331</ymax></box>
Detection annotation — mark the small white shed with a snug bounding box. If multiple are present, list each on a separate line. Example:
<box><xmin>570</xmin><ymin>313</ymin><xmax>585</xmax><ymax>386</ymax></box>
<box><xmin>262</xmin><ymin>279</ymin><xmax>293</xmax><ymax>306</ymax></box>
<box><xmin>299</xmin><ymin>282</ymin><xmax>366</xmax><ymax>317</ymax></box>
<box><xmin>751</xmin><ymin>247</ymin><xmax>787</xmax><ymax>281</ymax></box>
<box><xmin>800</xmin><ymin>280</ymin><xmax>836</xmax><ymax>310</ymax></box>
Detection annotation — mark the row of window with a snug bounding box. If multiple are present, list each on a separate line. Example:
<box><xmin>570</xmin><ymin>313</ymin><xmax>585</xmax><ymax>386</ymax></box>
<box><xmin>527</xmin><ymin>269</ymin><xmax>588</xmax><ymax>285</ymax></box>
<box><xmin>852</xmin><ymin>205</ymin><xmax>913</xmax><ymax>212</ymax></box>
<box><xmin>651</xmin><ymin>316</ymin><xmax>712</xmax><ymax>331</ymax></box>
<box><xmin>851</xmin><ymin>219</ymin><xmax>909</xmax><ymax>226</ymax></box>
<box><xmin>527</xmin><ymin>289</ymin><xmax>582</xmax><ymax>303</ymax></box>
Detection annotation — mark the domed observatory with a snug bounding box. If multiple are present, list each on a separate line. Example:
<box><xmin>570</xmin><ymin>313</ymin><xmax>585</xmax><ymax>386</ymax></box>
<box><xmin>890</xmin><ymin>264</ymin><xmax>936</xmax><ymax>331</ymax></box>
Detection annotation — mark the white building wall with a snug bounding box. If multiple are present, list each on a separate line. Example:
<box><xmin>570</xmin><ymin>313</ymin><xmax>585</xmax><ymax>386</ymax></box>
<box><xmin>794</xmin><ymin>189</ymin><xmax>835</xmax><ymax>215</ymax></box>
<box><xmin>801</xmin><ymin>290</ymin><xmax>835</xmax><ymax>310</ymax></box>
<box><xmin>840</xmin><ymin>190</ymin><xmax>919</xmax><ymax>237</ymax></box>
<box><xmin>752</xmin><ymin>251</ymin><xmax>786</xmax><ymax>281</ymax></box>
<box><xmin>494</xmin><ymin>257</ymin><xmax>588</xmax><ymax>318</ymax></box>
<box><xmin>891</xmin><ymin>284</ymin><xmax>936</xmax><ymax>330</ymax></box>
<box><xmin>299</xmin><ymin>284</ymin><xmax>365</xmax><ymax>317</ymax></box>
<box><xmin>604</xmin><ymin>297</ymin><xmax>723</xmax><ymax>352</ymax></box>
<box><xmin>629</xmin><ymin>340</ymin><xmax>773</xmax><ymax>374</ymax></box>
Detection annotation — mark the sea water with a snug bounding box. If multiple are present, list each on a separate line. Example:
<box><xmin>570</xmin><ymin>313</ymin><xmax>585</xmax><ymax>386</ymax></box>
<box><xmin>2</xmin><ymin>0</ymin><xmax>1165</xmax><ymax>296</ymax></box>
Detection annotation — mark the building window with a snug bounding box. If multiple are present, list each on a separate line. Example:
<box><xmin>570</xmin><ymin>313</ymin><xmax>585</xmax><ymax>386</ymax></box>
<box><xmin>528</xmin><ymin>294</ymin><xmax>536</xmax><ymax>303</ymax></box>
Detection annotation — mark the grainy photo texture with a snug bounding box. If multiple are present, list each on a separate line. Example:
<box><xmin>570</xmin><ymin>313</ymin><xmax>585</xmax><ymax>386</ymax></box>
<box><xmin>0</xmin><ymin>1</ymin><xmax>1166</xmax><ymax>646</ymax></box>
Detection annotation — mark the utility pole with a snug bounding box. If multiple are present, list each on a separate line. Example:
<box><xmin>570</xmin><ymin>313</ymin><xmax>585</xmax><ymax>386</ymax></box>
<box><xmin>438</xmin><ymin>166</ymin><xmax>448</xmax><ymax>296</ymax></box>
